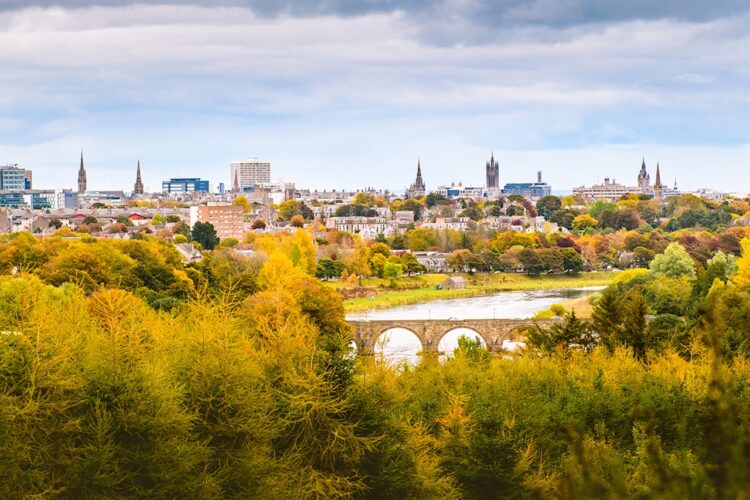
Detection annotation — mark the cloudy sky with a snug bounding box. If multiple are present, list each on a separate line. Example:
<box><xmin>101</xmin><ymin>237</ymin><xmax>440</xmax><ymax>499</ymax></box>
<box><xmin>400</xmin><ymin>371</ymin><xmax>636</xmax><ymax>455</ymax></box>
<box><xmin>1</xmin><ymin>0</ymin><xmax>749</xmax><ymax>193</ymax></box>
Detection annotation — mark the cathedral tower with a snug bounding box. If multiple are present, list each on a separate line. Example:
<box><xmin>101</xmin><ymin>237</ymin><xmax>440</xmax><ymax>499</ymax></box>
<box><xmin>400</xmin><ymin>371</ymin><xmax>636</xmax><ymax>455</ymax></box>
<box><xmin>637</xmin><ymin>158</ymin><xmax>650</xmax><ymax>190</ymax></box>
<box><xmin>486</xmin><ymin>152</ymin><xmax>499</xmax><ymax>190</ymax></box>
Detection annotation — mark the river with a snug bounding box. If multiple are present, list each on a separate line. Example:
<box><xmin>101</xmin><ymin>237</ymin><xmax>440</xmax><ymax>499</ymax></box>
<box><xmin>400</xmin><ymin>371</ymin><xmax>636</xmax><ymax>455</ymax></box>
<box><xmin>346</xmin><ymin>287</ymin><xmax>602</xmax><ymax>365</ymax></box>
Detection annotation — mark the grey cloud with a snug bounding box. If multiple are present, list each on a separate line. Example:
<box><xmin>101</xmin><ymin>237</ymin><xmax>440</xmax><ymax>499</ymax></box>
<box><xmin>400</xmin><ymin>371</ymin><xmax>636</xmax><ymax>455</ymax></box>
<box><xmin>0</xmin><ymin>0</ymin><xmax>748</xmax><ymax>26</ymax></box>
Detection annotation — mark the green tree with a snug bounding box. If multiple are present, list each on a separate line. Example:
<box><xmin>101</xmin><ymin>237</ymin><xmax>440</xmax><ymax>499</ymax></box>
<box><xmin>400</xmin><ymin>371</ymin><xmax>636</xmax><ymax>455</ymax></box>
<box><xmin>278</xmin><ymin>200</ymin><xmax>313</xmax><ymax>221</ymax></box>
<box><xmin>650</xmin><ymin>242</ymin><xmax>696</xmax><ymax>279</ymax></box>
<box><xmin>536</xmin><ymin>195</ymin><xmax>562</xmax><ymax>219</ymax></box>
<box><xmin>382</xmin><ymin>262</ymin><xmax>403</xmax><ymax>287</ymax></box>
<box><xmin>191</xmin><ymin>222</ymin><xmax>218</xmax><ymax>250</ymax></box>
<box><xmin>401</xmin><ymin>252</ymin><xmax>426</xmax><ymax>275</ymax></box>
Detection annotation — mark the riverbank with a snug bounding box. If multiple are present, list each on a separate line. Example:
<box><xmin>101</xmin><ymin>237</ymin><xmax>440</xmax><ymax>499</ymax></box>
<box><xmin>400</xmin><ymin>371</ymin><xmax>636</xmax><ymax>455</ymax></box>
<box><xmin>337</xmin><ymin>272</ymin><xmax>616</xmax><ymax>313</ymax></box>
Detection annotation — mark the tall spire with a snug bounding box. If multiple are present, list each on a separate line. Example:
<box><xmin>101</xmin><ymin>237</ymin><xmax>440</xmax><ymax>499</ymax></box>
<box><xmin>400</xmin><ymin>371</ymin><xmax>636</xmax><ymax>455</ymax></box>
<box><xmin>654</xmin><ymin>162</ymin><xmax>662</xmax><ymax>188</ymax></box>
<box><xmin>133</xmin><ymin>160</ymin><xmax>144</xmax><ymax>195</ymax></box>
<box><xmin>407</xmin><ymin>159</ymin><xmax>426</xmax><ymax>198</ymax></box>
<box><xmin>77</xmin><ymin>150</ymin><xmax>87</xmax><ymax>194</ymax></box>
<box><xmin>233</xmin><ymin>169</ymin><xmax>240</xmax><ymax>193</ymax></box>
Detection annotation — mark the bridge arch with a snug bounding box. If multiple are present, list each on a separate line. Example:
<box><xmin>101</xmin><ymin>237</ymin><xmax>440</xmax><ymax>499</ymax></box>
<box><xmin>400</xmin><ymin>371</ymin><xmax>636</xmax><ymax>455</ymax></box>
<box><xmin>372</xmin><ymin>326</ymin><xmax>425</xmax><ymax>364</ymax></box>
<box><xmin>436</xmin><ymin>327</ymin><xmax>489</xmax><ymax>356</ymax></box>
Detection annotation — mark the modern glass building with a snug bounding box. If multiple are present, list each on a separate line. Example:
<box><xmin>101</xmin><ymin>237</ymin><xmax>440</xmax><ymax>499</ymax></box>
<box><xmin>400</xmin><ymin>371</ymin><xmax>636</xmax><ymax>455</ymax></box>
<box><xmin>501</xmin><ymin>182</ymin><xmax>552</xmax><ymax>200</ymax></box>
<box><xmin>0</xmin><ymin>165</ymin><xmax>28</xmax><ymax>190</ymax></box>
<box><xmin>162</xmin><ymin>178</ymin><xmax>210</xmax><ymax>193</ymax></box>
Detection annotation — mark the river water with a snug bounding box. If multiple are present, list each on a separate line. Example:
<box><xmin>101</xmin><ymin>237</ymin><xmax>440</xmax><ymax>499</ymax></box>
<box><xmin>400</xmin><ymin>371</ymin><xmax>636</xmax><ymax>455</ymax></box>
<box><xmin>346</xmin><ymin>287</ymin><xmax>602</xmax><ymax>365</ymax></box>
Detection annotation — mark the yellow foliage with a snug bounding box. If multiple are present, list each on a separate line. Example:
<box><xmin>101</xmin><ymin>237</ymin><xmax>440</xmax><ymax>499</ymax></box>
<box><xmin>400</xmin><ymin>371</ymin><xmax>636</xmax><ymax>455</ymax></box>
<box><xmin>732</xmin><ymin>238</ymin><xmax>750</xmax><ymax>291</ymax></box>
<box><xmin>612</xmin><ymin>268</ymin><xmax>649</xmax><ymax>285</ymax></box>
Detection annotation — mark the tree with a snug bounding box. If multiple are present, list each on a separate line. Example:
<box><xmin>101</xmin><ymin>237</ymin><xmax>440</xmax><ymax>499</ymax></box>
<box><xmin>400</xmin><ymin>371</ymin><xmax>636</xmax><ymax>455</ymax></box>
<box><xmin>550</xmin><ymin>209</ymin><xmax>580</xmax><ymax>230</ymax></box>
<box><xmin>572</xmin><ymin>213</ymin><xmax>597</xmax><ymax>230</ymax></box>
<box><xmin>382</xmin><ymin>262</ymin><xmax>403</xmax><ymax>288</ymax></box>
<box><xmin>191</xmin><ymin>221</ymin><xmax>218</xmax><ymax>250</ymax></box>
<box><xmin>519</xmin><ymin>248</ymin><xmax>546</xmax><ymax>276</ymax></box>
<box><xmin>633</xmin><ymin>247</ymin><xmax>656</xmax><ymax>268</ymax></box>
<box><xmin>369</xmin><ymin>253</ymin><xmax>388</xmax><ymax>278</ymax></box>
<box><xmin>289</xmin><ymin>215</ymin><xmax>305</xmax><ymax>228</ymax></box>
<box><xmin>561</xmin><ymin>248</ymin><xmax>584</xmax><ymax>274</ymax></box>
<box><xmin>232</xmin><ymin>194</ymin><xmax>251</xmax><ymax>212</ymax></box>
<box><xmin>334</xmin><ymin>204</ymin><xmax>379</xmax><ymax>217</ymax></box>
<box><xmin>390</xmin><ymin>234</ymin><xmax>406</xmax><ymax>250</ymax></box>
<box><xmin>649</xmin><ymin>242</ymin><xmax>696</xmax><ymax>279</ymax></box>
<box><xmin>426</xmin><ymin>192</ymin><xmax>449</xmax><ymax>207</ymax></box>
<box><xmin>406</xmin><ymin>228</ymin><xmax>436</xmax><ymax>251</ymax></box>
<box><xmin>459</xmin><ymin>207</ymin><xmax>482</xmax><ymax>221</ymax></box>
<box><xmin>621</xmin><ymin>288</ymin><xmax>649</xmax><ymax>361</ymax></box>
<box><xmin>536</xmin><ymin>195</ymin><xmax>562</xmax><ymax>219</ymax></box>
<box><xmin>527</xmin><ymin>311</ymin><xmax>597</xmax><ymax>354</ymax></box>
<box><xmin>116</xmin><ymin>215</ymin><xmax>135</xmax><ymax>226</ymax></box>
<box><xmin>316</xmin><ymin>258</ymin><xmax>346</xmax><ymax>280</ymax></box>
<box><xmin>219</xmin><ymin>238</ymin><xmax>239</xmax><ymax>248</ymax></box>
<box><xmin>400</xmin><ymin>253</ymin><xmax>426</xmax><ymax>275</ymax></box>
<box><xmin>251</xmin><ymin>219</ymin><xmax>267</xmax><ymax>230</ymax></box>
<box><xmin>732</xmin><ymin>239</ymin><xmax>750</xmax><ymax>291</ymax></box>
<box><xmin>589</xmin><ymin>200</ymin><xmax>618</xmax><ymax>219</ymax></box>
<box><xmin>369</xmin><ymin>242</ymin><xmax>391</xmax><ymax>259</ymax></box>
<box><xmin>592</xmin><ymin>288</ymin><xmax>623</xmax><ymax>352</ymax></box>
<box><xmin>278</xmin><ymin>201</ymin><xmax>313</xmax><ymax>221</ymax></box>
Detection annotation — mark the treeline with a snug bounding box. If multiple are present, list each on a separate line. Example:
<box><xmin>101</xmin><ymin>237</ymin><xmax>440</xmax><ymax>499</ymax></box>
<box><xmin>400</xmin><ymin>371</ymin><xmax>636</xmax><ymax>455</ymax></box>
<box><xmin>6</xmin><ymin>233</ymin><xmax>750</xmax><ymax>497</ymax></box>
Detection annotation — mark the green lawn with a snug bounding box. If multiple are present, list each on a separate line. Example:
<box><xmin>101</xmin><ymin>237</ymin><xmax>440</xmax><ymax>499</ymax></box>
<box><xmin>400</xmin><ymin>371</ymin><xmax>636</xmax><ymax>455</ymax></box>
<box><xmin>339</xmin><ymin>272</ymin><xmax>616</xmax><ymax>313</ymax></box>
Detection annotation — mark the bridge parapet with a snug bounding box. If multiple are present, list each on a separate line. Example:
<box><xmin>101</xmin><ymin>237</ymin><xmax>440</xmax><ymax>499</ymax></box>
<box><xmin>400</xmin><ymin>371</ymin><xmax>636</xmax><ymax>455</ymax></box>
<box><xmin>349</xmin><ymin>318</ymin><xmax>558</xmax><ymax>354</ymax></box>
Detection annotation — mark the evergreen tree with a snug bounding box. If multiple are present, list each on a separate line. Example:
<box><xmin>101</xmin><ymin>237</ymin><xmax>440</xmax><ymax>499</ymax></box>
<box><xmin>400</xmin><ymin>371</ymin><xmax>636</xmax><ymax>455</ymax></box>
<box><xmin>191</xmin><ymin>221</ymin><xmax>219</xmax><ymax>250</ymax></box>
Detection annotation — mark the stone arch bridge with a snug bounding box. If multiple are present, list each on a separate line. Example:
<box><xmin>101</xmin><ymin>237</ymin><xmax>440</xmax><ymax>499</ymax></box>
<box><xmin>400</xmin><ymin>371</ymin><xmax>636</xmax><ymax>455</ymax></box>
<box><xmin>349</xmin><ymin>319</ymin><xmax>559</xmax><ymax>354</ymax></box>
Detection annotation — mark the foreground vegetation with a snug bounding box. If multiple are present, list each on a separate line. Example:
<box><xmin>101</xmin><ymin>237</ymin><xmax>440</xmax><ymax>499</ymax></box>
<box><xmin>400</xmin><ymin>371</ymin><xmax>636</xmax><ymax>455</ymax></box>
<box><xmin>341</xmin><ymin>272</ymin><xmax>614</xmax><ymax>313</ymax></box>
<box><xmin>4</xmin><ymin>228</ymin><xmax>750</xmax><ymax>497</ymax></box>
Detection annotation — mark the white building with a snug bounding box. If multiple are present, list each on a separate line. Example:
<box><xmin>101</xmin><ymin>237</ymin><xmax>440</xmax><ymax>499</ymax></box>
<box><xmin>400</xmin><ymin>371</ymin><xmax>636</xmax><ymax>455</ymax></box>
<box><xmin>230</xmin><ymin>158</ymin><xmax>271</xmax><ymax>191</ymax></box>
<box><xmin>572</xmin><ymin>178</ymin><xmax>632</xmax><ymax>201</ymax></box>
<box><xmin>326</xmin><ymin>216</ymin><xmax>389</xmax><ymax>238</ymax></box>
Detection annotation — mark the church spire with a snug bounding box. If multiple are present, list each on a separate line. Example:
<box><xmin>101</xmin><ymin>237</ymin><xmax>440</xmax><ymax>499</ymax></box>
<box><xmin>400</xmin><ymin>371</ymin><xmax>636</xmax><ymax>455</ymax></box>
<box><xmin>77</xmin><ymin>150</ymin><xmax>87</xmax><ymax>194</ymax></box>
<box><xmin>133</xmin><ymin>160</ymin><xmax>144</xmax><ymax>195</ymax></box>
<box><xmin>654</xmin><ymin>162</ymin><xmax>662</xmax><ymax>188</ymax></box>
<box><xmin>406</xmin><ymin>159</ymin><xmax>426</xmax><ymax>198</ymax></box>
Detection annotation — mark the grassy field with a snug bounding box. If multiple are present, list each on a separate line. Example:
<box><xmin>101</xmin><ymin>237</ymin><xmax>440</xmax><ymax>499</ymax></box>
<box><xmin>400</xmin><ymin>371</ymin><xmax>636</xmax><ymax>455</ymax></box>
<box><xmin>338</xmin><ymin>272</ymin><xmax>616</xmax><ymax>313</ymax></box>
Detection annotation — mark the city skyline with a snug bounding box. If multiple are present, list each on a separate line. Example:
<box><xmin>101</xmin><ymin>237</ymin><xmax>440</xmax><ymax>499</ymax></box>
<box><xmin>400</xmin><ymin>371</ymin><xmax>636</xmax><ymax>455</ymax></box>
<box><xmin>2</xmin><ymin>1</ymin><xmax>750</xmax><ymax>192</ymax></box>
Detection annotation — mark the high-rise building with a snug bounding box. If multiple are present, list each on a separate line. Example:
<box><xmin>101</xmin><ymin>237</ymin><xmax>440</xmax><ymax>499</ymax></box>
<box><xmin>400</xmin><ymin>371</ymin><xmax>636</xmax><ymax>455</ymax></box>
<box><xmin>0</xmin><ymin>165</ymin><xmax>28</xmax><ymax>190</ymax></box>
<box><xmin>162</xmin><ymin>178</ymin><xmax>210</xmax><ymax>193</ymax></box>
<box><xmin>24</xmin><ymin>170</ymin><xmax>32</xmax><ymax>189</ymax></box>
<box><xmin>230</xmin><ymin>158</ymin><xmax>271</xmax><ymax>191</ymax></box>
<box><xmin>190</xmin><ymin>203</ymin><xmax>245</xmax><ymax>240</ymax></box>
<box><xmin>78</xmin><ymin>152</ymin><xmax>87</xmax><ymax>193</ymax></box>
<box><xmin>485</xmin><ymin>153</ymin><xmax>499</xmax><ymax>190</ymax></box>
<box><xmin>133</xmin><ymin>160</ymin><xmax>144</xmax><ymax>195</ymax></box>
<box><xmin>406</xmin><ymin>160</ymin><xmax>426</xmax><ymax>198</ymax></box>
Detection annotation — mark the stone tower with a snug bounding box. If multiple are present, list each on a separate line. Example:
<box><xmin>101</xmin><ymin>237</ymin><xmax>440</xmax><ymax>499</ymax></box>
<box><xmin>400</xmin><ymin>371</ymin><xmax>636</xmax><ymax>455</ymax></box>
<box><xmin>485</xmin><ymin>152</ymin><xmax>499</xmax><ymax>190</ymax></box>
<box><xmin>637</xmin><ymin>158</ymin><xmax>650</xmax><ymax>190</ymax></box>
<box><xmin>133</xmin><ymin>160</ymin><xmax>144</xmax><ymax>195</ymax></box>
<box><xmin>77</xmin><ymin>151</ymin><xmax>87</xmax><ymax>194</ymax></box>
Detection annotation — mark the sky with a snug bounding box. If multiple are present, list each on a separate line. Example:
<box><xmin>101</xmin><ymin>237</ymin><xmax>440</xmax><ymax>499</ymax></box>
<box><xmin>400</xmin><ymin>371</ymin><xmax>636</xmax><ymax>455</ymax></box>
<box><xmin>1</xmin><ymin>0</ymin><xmax>750</xmax><ymax>194</ymax></box>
